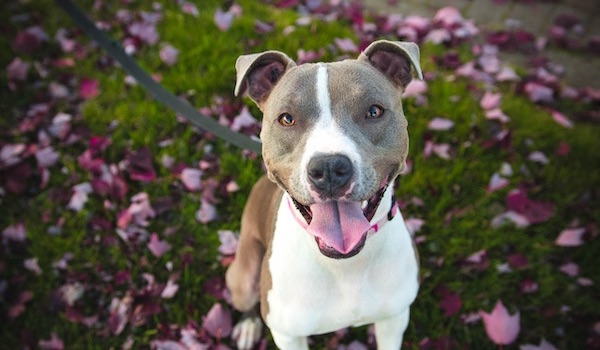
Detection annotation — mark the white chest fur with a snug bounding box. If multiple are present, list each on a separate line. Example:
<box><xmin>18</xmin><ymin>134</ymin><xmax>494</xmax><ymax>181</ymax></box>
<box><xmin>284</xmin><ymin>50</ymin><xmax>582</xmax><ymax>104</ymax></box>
<box><xmin>265</xmin><ymin>194</ymin><xmax>419</xmax><ymax>337</ymax></box>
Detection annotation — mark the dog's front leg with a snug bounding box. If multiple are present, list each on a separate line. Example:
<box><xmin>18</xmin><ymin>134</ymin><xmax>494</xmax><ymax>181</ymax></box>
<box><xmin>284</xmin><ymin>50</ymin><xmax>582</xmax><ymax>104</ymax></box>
<box><xmin>374</xmin><ymin>309</ymin><xmax>410</xmax><ymax>350</ymax></box>
<box><xmin>271</xmin><ymin>330</ymin><xmax>309</xmax><ymax>350</ymax></box>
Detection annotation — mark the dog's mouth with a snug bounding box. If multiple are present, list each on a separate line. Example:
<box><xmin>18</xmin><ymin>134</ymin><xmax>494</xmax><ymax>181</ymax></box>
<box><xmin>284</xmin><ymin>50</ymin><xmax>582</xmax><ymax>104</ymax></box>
<box><xmin>291</xmin><ymin>185</ymin><xmax>388</xmax><ymax>259</ymax></box>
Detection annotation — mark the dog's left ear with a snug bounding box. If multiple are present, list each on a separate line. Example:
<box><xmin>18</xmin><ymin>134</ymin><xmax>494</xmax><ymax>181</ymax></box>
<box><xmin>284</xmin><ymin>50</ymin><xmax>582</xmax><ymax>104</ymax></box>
<box><xmin>358</xmin><ymin>40</ymin><xmax>423</xmax><ymax>89</ymax></box>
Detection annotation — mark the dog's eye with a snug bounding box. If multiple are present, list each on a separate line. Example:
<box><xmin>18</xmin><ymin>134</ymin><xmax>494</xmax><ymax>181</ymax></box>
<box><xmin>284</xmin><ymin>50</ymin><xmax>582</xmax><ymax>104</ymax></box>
<box><xmin>366</xmin><ymin>105</ymin><xmax>384</xmax><ymax>119</ymax></box>
<box><xmin>278</xmin><ymin>113</ymin><xmax>296</xmax><ymax>127</ymax></box>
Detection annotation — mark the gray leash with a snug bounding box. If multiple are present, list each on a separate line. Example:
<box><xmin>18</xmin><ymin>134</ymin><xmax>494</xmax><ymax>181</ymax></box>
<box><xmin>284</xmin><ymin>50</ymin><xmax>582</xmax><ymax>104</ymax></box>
<box><xmin>55</xmin><ymin>0</ymin><xmax>262</xmax><ymax>154</ymax></box>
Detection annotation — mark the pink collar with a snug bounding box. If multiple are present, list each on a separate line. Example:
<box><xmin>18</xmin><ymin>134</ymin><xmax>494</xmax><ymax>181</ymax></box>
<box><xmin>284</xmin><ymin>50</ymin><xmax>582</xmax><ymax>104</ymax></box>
<box><xmin>286</xmin><ymin>195</ymin><xmax>399</xmax><ymax>236</ymax></box>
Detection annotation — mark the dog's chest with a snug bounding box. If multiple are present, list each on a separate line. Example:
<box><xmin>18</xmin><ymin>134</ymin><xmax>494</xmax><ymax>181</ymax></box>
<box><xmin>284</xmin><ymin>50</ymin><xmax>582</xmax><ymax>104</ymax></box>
<box><xmin>264</xmin><ymin>197</ymin><xmax>419</xmax><ymax>336</ymax></box>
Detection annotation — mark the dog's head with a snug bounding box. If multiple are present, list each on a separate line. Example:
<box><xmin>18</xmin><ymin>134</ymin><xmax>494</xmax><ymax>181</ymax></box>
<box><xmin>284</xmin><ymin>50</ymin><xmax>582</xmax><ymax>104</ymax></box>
<box><xmin>235</xmin><ymin>40</ymin><xmax>422</xmax><ymax>258</ymax></box>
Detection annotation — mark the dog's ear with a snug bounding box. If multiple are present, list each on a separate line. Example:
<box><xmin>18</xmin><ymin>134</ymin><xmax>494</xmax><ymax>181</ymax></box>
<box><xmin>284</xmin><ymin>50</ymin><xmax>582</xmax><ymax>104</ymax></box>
<box><xmin>358</xmin><ymin>40</ymin><xmax>423</xmax><ymax>89</ymax></box>
<box><xmin>234</xmin><ymin>51</ymin><xmax>296</xmax><ymax>107</ymax></box>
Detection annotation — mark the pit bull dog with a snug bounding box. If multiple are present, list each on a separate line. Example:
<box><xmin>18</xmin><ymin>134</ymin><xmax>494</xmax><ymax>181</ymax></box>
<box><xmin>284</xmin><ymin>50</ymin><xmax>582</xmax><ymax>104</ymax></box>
<box><xmin>226</xmin><ymin>40</ymin><xmax>422</xmax><ymax>350</ymax></box>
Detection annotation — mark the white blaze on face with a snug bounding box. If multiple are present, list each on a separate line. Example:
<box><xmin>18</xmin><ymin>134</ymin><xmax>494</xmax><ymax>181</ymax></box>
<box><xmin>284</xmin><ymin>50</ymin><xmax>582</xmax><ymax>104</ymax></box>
<box><xmin>299</xmin><ymin>64</ymin><xmax>362</xmax><ymax>201</ymax></box>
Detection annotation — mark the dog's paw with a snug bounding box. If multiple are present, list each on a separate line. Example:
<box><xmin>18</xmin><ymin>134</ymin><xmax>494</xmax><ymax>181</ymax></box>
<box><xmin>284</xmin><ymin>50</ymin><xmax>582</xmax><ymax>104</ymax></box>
<box><xmin>232</xmin><ymin>315</ymin><xmax>263</xmax><ymax>350</ymax></box>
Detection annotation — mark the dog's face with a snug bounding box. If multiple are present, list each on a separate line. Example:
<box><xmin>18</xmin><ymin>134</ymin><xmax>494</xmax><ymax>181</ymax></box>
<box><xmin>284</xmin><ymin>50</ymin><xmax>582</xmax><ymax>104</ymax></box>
<box><xmin>235</xmin><ymin>40</ymin><xmax>423</xmax><ymax>258</ymax></box>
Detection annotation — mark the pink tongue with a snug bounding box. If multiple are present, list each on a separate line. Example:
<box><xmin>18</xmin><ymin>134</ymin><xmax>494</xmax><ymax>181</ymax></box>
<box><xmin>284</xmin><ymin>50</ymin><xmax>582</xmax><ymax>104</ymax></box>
<box><xmin>307</xmin><ymin>201</ymin><xmax>371</xmax><ymax>254</ymax></box>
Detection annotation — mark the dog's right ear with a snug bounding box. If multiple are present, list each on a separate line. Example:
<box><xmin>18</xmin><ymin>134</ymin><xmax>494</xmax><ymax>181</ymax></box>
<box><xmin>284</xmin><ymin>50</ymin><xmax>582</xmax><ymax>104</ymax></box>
<box><xmin>234</xmin><ymin>51</ymin><xmax>296</xmax><ymax>108</ymax></box>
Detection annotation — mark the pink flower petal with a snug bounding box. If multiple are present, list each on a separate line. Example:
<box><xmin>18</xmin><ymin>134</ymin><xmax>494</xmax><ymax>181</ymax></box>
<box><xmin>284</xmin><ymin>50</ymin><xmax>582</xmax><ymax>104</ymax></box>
<box><xmin>425</xmin><ymin>28</ymin><xmax>451</xmax><ymax>44</ymax></box>
<box><xmin>226</xmin><ymin>180</ymin><xmax>239</xmax><ymax>193</ymax></box>
<box><xmin>465</xmin><ymin>249</ymin><xmax>487</xmax><ymax>264</ymax></box>
<box><xmin>550</xmin><ymin>110</ymin><xmax>574</xmax><ymax>128</ymax></box>
<box><xmin>68</xmin><ymin>182</ymin><xmax>93</xmax><ymax>212</ymax></box>
<box><xmin>2</xmin><ymin>223</ymin><xmax>27</xmax><ymax>242</ymax></box>
<box><xmin>196</xmin><ymin>200</ymin><xmax>217</xmax><ymax>224</ymax></box>
<box><xmin>496</xmin><ymin>66</ymin><xmax>520</xmax><ymax>82</ymax></box>
<box><xmin>434</xmin><ymin>6</ymin><xmax>464</xmax><ymax>26</ymax></box>
<box><xmin>161</xmin><ymin>279</ymin><xmax>179</xmax><ymax>299</ymax></box>
<box><xmin>507</xmin><ymin>253</ymin><xmax>529</xmax><ymax>269</ymax></box>
<box><xmin>487</xmin><ymin>173</ymin><xmax>509</xmax><ymax>193</ymax></box>
<box><xmin>424</xmin><ymin>141</ymin><xmax>452</xmax><ymax>160</ymax></box>
<box><xmin>35</xmin><ymin>147</ymin><xmax>60</xmax><ymax>168</ymax></box>
<box><xmin>24</xmin><ymin>257</ymin><xmax>42</xmax><ymax>275</ymax></box>
<box><xmin>520</xmin><ymin>279</ymin><xmax>539</xmax><ymax>294</ymax></box>
<box><xmin>7</xmin><ymin>57</ymin><xmax>30</xmax><ymax>82</ymax></box>
<box><xmin>438</xmin><ymin>289</ymin><xmax>462</xmax><ymax>317</ymax></box>
<box><xmin>479</xmin><ymin>300</ymin><xmax>520</xmax><ymax>345</ymax></box>
<box><xmin>427</xmin><ymin>117</ymin><xmax>454</xmax><ymax>131</ymax></box>
<box><xmin>559</xmin><ymin>262</ymin><xmax>579</xmax><ymax>277</ymax></box>
<box><xmin>231</xmin><ymin>106</ymin><xmax>257</xmax><ymax>132</ymax></box>
<box><xmin>217</xmin><ymin>230</ymin><xmax>238</xmax><ymax>255</ymax></box>
<box><xmin>181</xmin><ymin>2</ymin><xmax>199</xmax><ymax>16</ymax></box>
<box><xmin>128</xmin><ymin>21</ymin><xmax>159</xmax><ymax>45</ymax></box>
<box><xmin>402</xmin><ymin>79</ymin><xmax>428</xmax><ymax>98</ymax></box>
<box><xmin>126</xmin><ymin>148</ymin><xmax>157</xmax><ymax>182</ymax></box>
<box><xmin>480</xmin><ymin>91</ymin><xmax>502</xmax><ymax>110</ymax></box>
<box><xmin>485</xmin><ymin>108</ymin><xmax>510</xmax><ymax>123</ymax></box>
<box><xmin>147</xmin><ymin>233</ymin><xmax>171</xmax><ymax>258</ymax></box>
<box><xmin>150</xmin><ymin>340</ymin><xmax>188</xmax><ymax>350</ymax></box>
<box><xmin>506</xmin><ymin>189</ymin><xmax>555</xmax><ymax>224</ymax></box>
<box><xmin>524</xmin><ymin>82</ymin><xmax>554</xmax><ymax>103</ymax></box>
<box><xmin>334</xmin><ymin>37</ymin><xmax>358</xmax><ymax>53</ymax></box>
<box><xmin>0</xmin><ymin>143</ymin><xmax>26</xmax><ymax>166</ymax></box>
<box><xmin>159</xmin><ymin>44</ymin><xmax>179</xmax><ymax>66</ymax></box>
<box><xmin>555</xmin><ymin>227</ymin><xmax>585</xmax><ymax>247</ymax></box>
<box><xmin>404</xmin><ymin>218</ymin><xmax>425</xmax><ymax>235</ymax></box>
<box><xmin>577</xmin><ymin>277</ymin><xmax>593</xmax><ymax>286</ymax></box>
<box><xmin>203</xmin><ymin>303</ymin><xmax>232</xmax><ymax>338</ymax></box>
<box><xmin>214</xmin><ymin>8</ymin><xmax>234</xmax><ymax>31</ymax></box>
<box><xmin>38</xmin><ymin>333</ymin><xmax>64</xmax><ymax>350</ymax></box>
<box><xmin>79</xmin><ymin>77</ymin><xmax>99</xmax><ymax>99</ymax></box>
<box><xmin>528</xmin><ymin>151</ymin><xmax>549</xmax><ymax>164</ymax></box>
<box><xmin>180</xmin><ymin>168</ymin><xmax>203</xmax><ymax>191</ymax></box>
<box><xmin>491</xmin><ymin>211</ymin><xmax>530</xmax><ymax>228</ymax></box>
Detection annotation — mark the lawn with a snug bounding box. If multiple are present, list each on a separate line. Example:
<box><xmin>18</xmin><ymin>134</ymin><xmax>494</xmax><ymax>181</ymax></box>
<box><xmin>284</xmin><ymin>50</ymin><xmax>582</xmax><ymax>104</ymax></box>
<box><xmin>1</xmin><ymin>0</ymin><xmax>599</xmax><ymax>349</ymax></box>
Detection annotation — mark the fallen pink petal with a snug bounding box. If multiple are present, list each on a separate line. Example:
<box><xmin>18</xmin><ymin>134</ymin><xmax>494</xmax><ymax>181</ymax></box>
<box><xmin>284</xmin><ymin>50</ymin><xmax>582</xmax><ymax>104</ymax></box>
<box><xmin>159</xmin><ymin>44</ymin><xmax>179</xmax><ymax>66</ymax></box>
<box><xmin>38</xmin><ymin>333</ymin><xmax>64</xmax><ymax>350</ymax></box>
<box><xmin>147</xmin><ymin>233</ymin><xmax>171</xmax><ymax>257</ymax></box>
<box><xmin>196</xmin><ymin>200</ymin><xmax>218</xmax><ymax>224</ymax></box>
<box><xmin>217</xmin><ymin>230</ymin><xmax>238</xmax><ymax>255</ymax></box>
<box><xmin>79</xmin><ymin>77</ymin><xmax>99</xmax><ymax>99</ymax></box>
<box><xmin>427</xmin><ymin>117</ymin><xmax>454</xmax><ymax>131</ymax></box>
<box><xmin>2</xmin><ymin>223</ymin><xmax>27</xmax><ymax>242</ymax></box>
<box><xmin>480</xmin><ymin>91</ymin><xmax>502</xmax><ymax>110</ymax></box>
<box><xmin>180</xmin><ymin>168</ymin><xmax>203</xmax><ymax>192</ymax></box>
<box><xmin>214</xmin><ymin>8</ymin><xmax>234</xmax><ymax>31</ymax></box>
<box><xmin>335</xmin><ymin>37</ymin><xmax>359</xmax><ymax>53</ymax></box>
<box><xmin>161</xmin><ymin>279</ymin><xmax>180</xmax><ymax>299</ymax></box>
<box><xmin>67</xmin><ymin>182</ymin><xmax>93</xmax><ymax>212</ymax></box>
<box><xmin>181</xmin><ymin>2</ymin><xmax>199</xmax><ymax>17</ymax></box>
<box><xmin>559</xmin><ymin>262</ymin><xmax>580</xmax><ymax>277</ymax></box>
<box><xmin>203</xmin><ymin>303</ymin><xmax>232</xmax><ymax>338</ymax></box>
<box><xmin>480</xmin><ymin>300</ymin><xmax>520</xmax><ymax>345</ymax></box>
<box><xmin>550</xmin><ymin>110</ymin><xmax>574</xmax><ymax>128</ymax></box>
<box><xmin>555</xmin><ymin>227</ymin><xmax>585</xmax><ymax>247</ymax></box>
<box><xmin>487</xmin><ymin>173</ymin><xmax>509</xmax><ymax>193</ymax></box>
<box><xmin>7</xmin><ymin>57</ymin><xmax>30</xmax><ymax>82</ymax></box>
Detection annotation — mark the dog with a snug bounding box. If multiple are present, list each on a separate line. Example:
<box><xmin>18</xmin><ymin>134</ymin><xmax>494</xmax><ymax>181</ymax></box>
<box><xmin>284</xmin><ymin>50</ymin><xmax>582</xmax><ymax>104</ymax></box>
<box><xmin>225</xmin><ymin>40</ymin><xmax>422</xmax><ymax>350</ymax></box>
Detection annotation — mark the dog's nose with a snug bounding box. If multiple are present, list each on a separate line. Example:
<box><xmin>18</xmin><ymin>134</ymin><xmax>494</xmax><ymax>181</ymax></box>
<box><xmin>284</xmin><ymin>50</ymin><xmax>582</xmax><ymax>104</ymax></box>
<box><xmin>307</xmin><ymin>154</ymin><xmax>353</xmax><ymax>197</ymax></box>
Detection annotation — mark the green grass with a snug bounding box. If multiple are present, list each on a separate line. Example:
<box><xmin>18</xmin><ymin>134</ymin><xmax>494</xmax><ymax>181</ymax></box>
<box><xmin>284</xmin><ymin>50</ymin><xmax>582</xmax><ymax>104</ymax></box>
<box><xmin>1</xmin><ymin>0</ymin><xmax>598</xmax><ymax>349</ymax></box>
